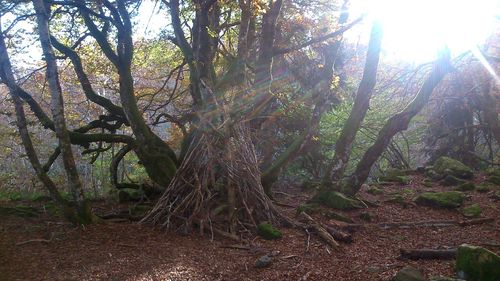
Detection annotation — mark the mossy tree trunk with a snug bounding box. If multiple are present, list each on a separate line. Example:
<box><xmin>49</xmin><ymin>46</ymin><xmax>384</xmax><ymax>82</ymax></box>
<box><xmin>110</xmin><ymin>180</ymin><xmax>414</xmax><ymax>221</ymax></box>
<box><xmin>323</xmin><ymin>21</ymin><xmax>383</xmax><ymax>186</ymax></box>
<box><xmin>32</xmin><ymin>0</ymin><xmax>93</xmax><ymax>223</ymax></box>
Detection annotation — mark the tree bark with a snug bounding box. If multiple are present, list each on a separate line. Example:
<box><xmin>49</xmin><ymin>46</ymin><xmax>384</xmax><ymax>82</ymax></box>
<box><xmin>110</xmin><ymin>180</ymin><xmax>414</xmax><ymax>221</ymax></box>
<box><xmin>343</xmin><ymin>53</ymin><xmax>451</xmax><ymax>196</ymax></box>
<box><xmin>32</xmin><ymin>0</ymin><xmax>92</xmax><ymax>223</ymax></box>
<box><xmin>323</xmin><ymin>21</ymin><xmax>383</xmax><ymax>185</ymax></box>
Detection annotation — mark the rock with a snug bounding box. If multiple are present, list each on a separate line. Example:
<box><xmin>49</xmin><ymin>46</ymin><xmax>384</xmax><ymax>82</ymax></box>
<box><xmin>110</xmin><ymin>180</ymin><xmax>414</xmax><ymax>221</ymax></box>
<box><xmin>359</xmin><ymin>212</ymin><xmax>373</xmax><ymax>222</ymax></box>
<box><xmin>313</xmin><ymin>190</ymin><xmax>362</xmax><ymax>210</ymax></box>
<box><xmin>367</xmin><ymin>186</ymin><xmax>384</xmax><ymax>195</ymax></box>
<box><xmin>323</xmin><ymin>210</ymin><xmax>354</xmax><ymax>223</ymax></box>
<box><xmin>455</xmin><ymin>182</ymin><xmax>475</xmax><ymax>192</ymax></box>
<box><xmin>486</xmin><ymin>175</ymin><xmax>500</xmax><ymax>186</ymax></box>
<box><xmin>462</xmin><ymin>204</ymin><xmax>482</xmax><ymax>218</ymax></box>
<box><xmin>433</xmin><ymin>157</ymin><xmax>473</xmax><ymax>179</ymax></box>
<box><xmin>379</xmin><ymin>174</ymin><xmax>410</xmax><ymax>184</ymax></box>
<box><xmin>441</xmin><ymin>175</ymin><xmax>466</xmax><ymax>186</ymax></box>
<box><xmin>393</xmin><ymin>266</ymin><xmax>426</xmax><ymax>281</ymax></box>
<box><xmin>257</xmin><ymin>223</ymin><xmax>282</xmax><ymax>240</ymax></box>
<box><xmin>414</xmin><ymin>191</ymin><xmax>464</xmax><ymax>208</ymax></box>
<box><xmin>425</xmin><ymin>169</ymin><xmax>443</xmax><ymax>181</ymax></box>
<box><xmin>456</xmin><ymin>244</ymin><xmax>500</xmax><ymax>281</ymax></box>
<box><xmin>387</xmin><ymin>193</ymin><xmax>408</xmax><ymax>207</ymax></box>
<box><xmin>422</xmin><ymin>178</ymin><xmax>434</xmax><ymax>187</ymax></box>
<box><xmin>415</xmin><ymin>166</ymin><xmax>426</xmax><ymax>173</ymax></box>
<box><xmin>476</xmin><ymin>182</ymin><xmax>495</xmax><ymax>193</ymax></box>
<box><xmin>118</xmin><ymin>188</ymin><xmax>143</xmax><ymax>203</ymax></box>
<box><xmin>255</xmin><ymin>255</ymin><xmax>272</xmax><ymax>268</ymax></box>
<box><xmin>296</xmin><ymin>203</ymin><xmax>320</xmax><ymax>215</ymax></box>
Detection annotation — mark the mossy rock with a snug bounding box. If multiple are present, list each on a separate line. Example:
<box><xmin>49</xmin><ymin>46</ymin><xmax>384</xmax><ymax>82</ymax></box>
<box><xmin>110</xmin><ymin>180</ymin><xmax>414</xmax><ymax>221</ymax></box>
<box><xmin>118</xmin><ymin>188</ymin><xmax>143</xmax><ymax>203</ymax></box>
<box><xmin>456</xmin><ymin>244</ymin><xmax>500</xmax><ymax>281</ymax></box>
<box><xmin>486</xmin><ymin>175</ymin><xmax>500</xmax><ymax>186</ymax></box>
<box><xmin>386</xmin><ymin>192</ymin><xmax>409</xmax><ymax>207</ymax></box>
<box><xmin>441</xmin><ymin>175</ymin><xmax>466</xmax><ymax>186</ymax></box>
<box><xmin>476</xmin><ymin>183</ymin><xmax>493</xmax><ymax>193</ymax></box>
<box><xmin>433</xmin><ymin>156</ymin><xmax>473</xmax><ymax>179</ymax></box>
<box><xmin>323</xmin><ymin>210</ymin><xmax>354</xmax><ymax>223</ymax></box>
<box><xmin>462</xmin><ymin>204</ymin><xmax>482</xmax><ymax>218</ymax></box>
<box><xmin>367</xmin><ymin>186</ymin><xmax>384</xmax><ymax>195</ymax></box>
<box><xmin>379</xmin><ymin>175</ymin><xmax>410</xmax><ymax>184</ymax></box>
<box><xmin>422</xmin><ymin>178</ymin><xmax>434</xmax><ymax>187</ymax></box>
<box><xmin>0</xmin><ymin>205</ymin><xmax>40</xmax><ymax>217</ymax></box>
<box><xmin>296</xmin><ymin>203</ymin><xmax>320</xmax><ymax>215</ymax></box>
<box><xmin>455</xmin><ymin>182</ymin><xmax>475</xmax><ymax>192</ymax></box>
<box><xmin>394</xmin><ymin>266</ymin><xmax>426</xmax><ymax>281</ymax></box>
<box><xmin>414</xmin><ymin>191</ymin><xmax>464</xmax><ymax>208</ymax></box>
<box><xmin>425</xmin><ymin>169</ymin><xmax>443</xmax><ymax>181</ymax></box>
<box><xmin>313</xmin><ymin>190</ymin><xmax>362</xmax><ymax>210</ymax></box>
<box><xmin>257</xmin><ymin>223</ymin><xmax>282</xmax><ymax>240</ymax></box>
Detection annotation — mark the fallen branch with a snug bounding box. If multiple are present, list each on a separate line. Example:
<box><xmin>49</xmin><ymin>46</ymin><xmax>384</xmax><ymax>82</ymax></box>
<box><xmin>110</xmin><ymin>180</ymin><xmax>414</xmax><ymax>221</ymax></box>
<box><xmin>324</xmin><ymin>225</ymin><xmax>353</xmax><ymax>243</ymax></box>
<box><xmin>343</xmin><ymin>217</ymin><xmax>495</xmax><ymax>230</ymax></box>
<box><xmin>300</xmin><ymin>212</ymin><xmax>340</xmax><ymax>248</ymax></box>
<box><xmin>16</xmin><ymin>238</ymin><xmax>51</xmax><ymax>246</ymax></box>
<box><xmin>400</xmin><ymin>248</ymin><xmax>456</xmax><ymax>260</ymax></box>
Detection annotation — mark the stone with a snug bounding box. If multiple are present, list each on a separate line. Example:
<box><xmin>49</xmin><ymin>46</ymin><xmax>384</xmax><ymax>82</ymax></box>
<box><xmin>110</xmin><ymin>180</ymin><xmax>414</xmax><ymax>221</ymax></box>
<box><xmin>313</xmin><ymin>190</ymin><xmax>362</xmax><ymax>210</ymax></box>
<box><xmin>255</xmin><ymin>255</ymin><xmax>272</xmax><ymax>268</ymax></box>
<box><xmin>486</xmin><ymin>175</ymin><xmax>500</xmax><ymax>186</ymax></box>
<box><xmin>414</xmin><ymin>191</ymin><xmax>464</xmax><ymax>208</ymax></box>
<box><xmin>476</xmin><ymin>182</ymin><xmax>495</xmax><ymax>193</ymax></box>
<box><xmin>257</xmin><ymin>223</ymin><xmax>282</xmax><ymax>240</ymax></box>
<box><xmin>456</xmin><ymin>244</ymin><xmax>500</xmax><ymax>281</ymax></box>
<box><xmin>425</xmin><ymin>169</ymin><xmax>443</xmax><ymax>181</ymax></box>
<box><xmin>422</xmin><ymin>178</ymin><xmax>434</xmax><ymax>187</ymax></box>
<box><xmin>455</xmin><ymin>182</ymin><xmax>475</xmax><ymax>192</ymax></box>
<box><xmin>433</xmin><ymin>157</ymin><xmax>473</xmax><ymax>179</ymax></box>
<box><xmin>393</xmin><ymin>266</ymin><xmax>426</xmax><ymax>281</ymax></box>
<box><xmin>323</xmin><ymin>210</ymin><xmax>354</xmax><ymax>223</ymax></box>
<box><xmin>462</xmin><ymin>204</ymin><xmax>482</xmax><ymax>218</ymax></box>
<box><xmin>441</xmin><ymin>175</ymin><xmax>466</xmax><ymax>186</ymax></box>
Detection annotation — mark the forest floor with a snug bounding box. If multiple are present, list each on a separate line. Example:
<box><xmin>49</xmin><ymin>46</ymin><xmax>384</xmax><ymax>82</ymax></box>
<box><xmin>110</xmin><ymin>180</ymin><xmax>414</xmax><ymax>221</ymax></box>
<box><xmin>0</xmin><ymin>173</ymin><xmax>499</xmax><ymax>281</ymax></box>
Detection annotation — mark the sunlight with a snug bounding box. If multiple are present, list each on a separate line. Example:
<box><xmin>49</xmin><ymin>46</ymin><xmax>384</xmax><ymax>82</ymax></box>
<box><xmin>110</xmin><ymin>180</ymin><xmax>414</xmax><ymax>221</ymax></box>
<box><xmin>351</xmin><ymin>0</ymin><xmax>498</xmax><ymax>62</ymax></box>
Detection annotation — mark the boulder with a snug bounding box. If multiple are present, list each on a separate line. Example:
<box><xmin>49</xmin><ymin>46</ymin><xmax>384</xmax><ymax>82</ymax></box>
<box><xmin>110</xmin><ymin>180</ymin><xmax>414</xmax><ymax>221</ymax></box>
<box><xmin>476</xmin><ymin>183</ymin><xmax>495</xmax><ymax>193</ymax></box>
<box><xmin>456</xmin><ymin>244</ymin><xmax>500</xmax><ymax>281</ymax></box>
<box><xmin>462</xmin><ymin>204</ymin><xmax>482</xmax><ymax>218</ymax></box>
<box><xmin>394</xmin><ymin>266</ymin><xmax>426</xmax><ymax>281</ymax></box>
<box><xmin>433</xmin><ymin>157</ymin><xmax>473</xmax><ymax>179</ymax></box>
<box><xmin>255</xmin><ymin>255</ymin><xmax>272</xmax><ymax>268</ymax></box>
<box><xmin>455</xmin><ymin>182</ymin><xmax>475</xmax><ymax>192</ymax></box>
<box><xmin>441</xmin><ymin>175</ymin><xmax>466</xmax><ymax>186</ymax></box>
<box><xmin>257</xmin><ymin>223</ymin><xmax>282</xmax><ymax>240</ymax></box>
<box><xmin>486</xmin><ymin>175</ymin><xmax>500</xmax><ymax>186</ymax></box>
<box><xmin>313</xmin><ymin>190</ymin><xmax>362</xmax><ymax>210</ymax></box>
<box><xmin>414</xmin><ymin>191</ymin><xmax>464</xmax><ymax>208</ymax></box>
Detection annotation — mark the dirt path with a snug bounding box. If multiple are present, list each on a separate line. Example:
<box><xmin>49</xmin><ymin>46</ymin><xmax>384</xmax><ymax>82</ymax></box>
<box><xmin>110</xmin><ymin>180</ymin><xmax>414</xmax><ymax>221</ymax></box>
<box><xmin>1</xmin><ymin>178</ymin><xmax>499</xmax><ymax>281</ymax></box>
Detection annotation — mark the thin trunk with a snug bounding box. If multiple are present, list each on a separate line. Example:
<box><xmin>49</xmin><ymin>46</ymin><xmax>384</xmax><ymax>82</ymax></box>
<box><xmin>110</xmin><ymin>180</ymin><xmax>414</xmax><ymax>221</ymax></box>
<box><xmin>323</xmin><ymin>21</ymin><xmax>383</xmax><ymax>185</ymax></box>
<box><xmin>32</xmin><ymin>0</ymin><xmax>92</xmax><ymax>223</ymax></box>
<box><xmin>343</xmin><ymin>54</ymin><xmax>451</xmax><ymax>196</ymax></box>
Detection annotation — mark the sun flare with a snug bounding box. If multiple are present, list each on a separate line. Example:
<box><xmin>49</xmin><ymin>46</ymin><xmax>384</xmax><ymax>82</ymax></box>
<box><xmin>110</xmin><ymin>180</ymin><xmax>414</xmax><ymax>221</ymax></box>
<box><xmin>351</xmin><ymin>0</ymin><xmax>498</xmax><ymax>62</ymax></box>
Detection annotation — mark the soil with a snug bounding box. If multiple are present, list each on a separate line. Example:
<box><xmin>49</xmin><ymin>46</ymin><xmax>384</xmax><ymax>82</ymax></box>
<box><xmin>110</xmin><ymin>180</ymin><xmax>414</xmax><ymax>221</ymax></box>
<box><xmin>1</xmin><ymin>174</ymin><xmax>499</xmax><ymax>281</ymax></box>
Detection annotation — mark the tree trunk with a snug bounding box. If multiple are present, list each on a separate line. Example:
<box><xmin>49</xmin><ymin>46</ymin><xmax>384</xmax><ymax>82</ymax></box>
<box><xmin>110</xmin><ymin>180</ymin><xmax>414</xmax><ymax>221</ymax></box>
<box><xmin>32</xmin><ymin>0</ymin><xmax>92</xmax><ymax>224</ymax></box>
<box><xmin>343</xmin><ymin>54</ymin><xmax>451</xmax><ymax>196</ymax></box>
<box><xmin>323</xmin><ymin>21</ymin><xmax>383</xmax><ymax>185</ymax></box>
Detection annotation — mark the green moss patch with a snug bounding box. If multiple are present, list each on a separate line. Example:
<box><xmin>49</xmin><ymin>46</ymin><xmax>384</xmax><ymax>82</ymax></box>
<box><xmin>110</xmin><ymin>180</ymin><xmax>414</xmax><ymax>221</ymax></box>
<box><xmin>414</xmin><ymin>191</ymin><xmax>464</xmax><ymax>208</ymax></box>
<box><xmin>313</xmin><ymin>190</ymin><xmax>362</xmax><ymax>210</ymax></box>
<box><xmin>486</xmin><ymin>175</ymin><xmax>500</xmax><ymax>186</ymax></box>
<box><xmin>433</xmin><ymin>156</ymin><xmax>473</xmax><ymax>179</ymax></box>
<box><xmin>462</xmin><ymin>204</ymin><xmax>482</xmax><ymax>218</ymax></box>
<box><xmin>455</xmin><ymin>182</ymin><xmax>475</xmax><ymax>192</ymax></box>
<box><xmin>0</xmin><ymin>205</ymin><xmax>40</xmax><ymax>217</ymax></box>
<box><xmin>257</xmin><ymin>223</ymin><xmax>282</xmax><ymax>240</ymax></box>
<box><xmin>367</xmin><ymin>186</ymin><xmax>383</xmax><ymax>195</ymax></box>
<box><xmin>456</xmin><ymin>244</ymin><xmax>500</xmax><ymax>281</ymax></box>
